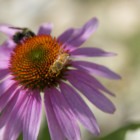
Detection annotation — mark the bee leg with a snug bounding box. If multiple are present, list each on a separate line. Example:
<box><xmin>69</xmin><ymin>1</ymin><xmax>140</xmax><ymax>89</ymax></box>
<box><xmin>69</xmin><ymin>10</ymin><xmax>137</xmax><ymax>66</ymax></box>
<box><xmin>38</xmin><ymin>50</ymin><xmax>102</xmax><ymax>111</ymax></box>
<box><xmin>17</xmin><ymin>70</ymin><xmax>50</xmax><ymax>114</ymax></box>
<box><xmin>56</xmin><ymin>72</ymin><xmax>60</xmax><ymax>77</ymax></box>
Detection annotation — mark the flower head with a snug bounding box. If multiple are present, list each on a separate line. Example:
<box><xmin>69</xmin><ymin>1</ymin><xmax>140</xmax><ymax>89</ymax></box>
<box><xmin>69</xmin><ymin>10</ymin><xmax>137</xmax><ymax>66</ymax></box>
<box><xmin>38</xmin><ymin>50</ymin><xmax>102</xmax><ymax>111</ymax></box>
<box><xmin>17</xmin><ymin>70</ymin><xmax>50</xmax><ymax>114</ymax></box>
<box><xmin>0</xmin><ymin>18</ymin><xmax>121</xmax><ymax>140</ymax></box>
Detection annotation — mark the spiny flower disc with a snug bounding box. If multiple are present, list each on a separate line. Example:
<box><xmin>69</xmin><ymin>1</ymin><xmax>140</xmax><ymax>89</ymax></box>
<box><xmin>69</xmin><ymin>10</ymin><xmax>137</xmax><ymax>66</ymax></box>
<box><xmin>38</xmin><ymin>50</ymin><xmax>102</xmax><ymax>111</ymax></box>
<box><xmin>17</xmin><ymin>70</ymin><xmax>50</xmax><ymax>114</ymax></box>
<box><xmin>9</xmin><ymin>35</ymin><xmax>69</xmax><ymax>90</ymax></box>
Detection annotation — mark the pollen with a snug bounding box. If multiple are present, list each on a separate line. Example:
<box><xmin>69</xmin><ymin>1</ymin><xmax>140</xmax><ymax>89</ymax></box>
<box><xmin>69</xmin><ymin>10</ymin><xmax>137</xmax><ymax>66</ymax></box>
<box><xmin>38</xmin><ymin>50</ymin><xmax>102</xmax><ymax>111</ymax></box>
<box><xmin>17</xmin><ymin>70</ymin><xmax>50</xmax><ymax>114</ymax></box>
<box><xmin>9</xmin><ymin>35</ymin><xmax>69</xmax><ymax>90</ymax></box>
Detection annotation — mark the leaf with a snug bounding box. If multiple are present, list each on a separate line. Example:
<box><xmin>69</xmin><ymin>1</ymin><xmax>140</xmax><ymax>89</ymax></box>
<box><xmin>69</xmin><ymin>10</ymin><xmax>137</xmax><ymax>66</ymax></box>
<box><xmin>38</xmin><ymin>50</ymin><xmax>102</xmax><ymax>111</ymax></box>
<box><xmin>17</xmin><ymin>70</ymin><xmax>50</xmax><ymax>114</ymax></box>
<box><xmin>93</xmin><ymin>123</ymin><xmax>140</xmax><ymax>140</ymax></box>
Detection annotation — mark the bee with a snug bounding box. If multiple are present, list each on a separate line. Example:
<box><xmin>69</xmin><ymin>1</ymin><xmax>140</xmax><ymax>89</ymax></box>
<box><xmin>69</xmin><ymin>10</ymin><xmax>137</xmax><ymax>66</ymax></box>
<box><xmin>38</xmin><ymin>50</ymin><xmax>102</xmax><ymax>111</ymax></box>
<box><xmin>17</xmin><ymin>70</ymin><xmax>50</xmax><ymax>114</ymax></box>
<box><xmin>48</xmin><ymin>53</ymin><xmax>69</xmax><ymax>76</ymax></box>
<box><xmin>10</xmin><ymin>27</ymin><xmax>35</xmax><ymax>44</ymax></box>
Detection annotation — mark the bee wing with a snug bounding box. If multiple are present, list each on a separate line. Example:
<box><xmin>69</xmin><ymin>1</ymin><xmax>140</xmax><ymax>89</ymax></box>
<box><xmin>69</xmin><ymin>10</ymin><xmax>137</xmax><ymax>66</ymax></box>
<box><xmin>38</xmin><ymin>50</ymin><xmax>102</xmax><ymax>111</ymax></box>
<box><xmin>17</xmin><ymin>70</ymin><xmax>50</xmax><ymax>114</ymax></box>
<box><xmin>9</xmin><ymin>27</ymin><xmax>27</xmax><ymax>30</ymax></box>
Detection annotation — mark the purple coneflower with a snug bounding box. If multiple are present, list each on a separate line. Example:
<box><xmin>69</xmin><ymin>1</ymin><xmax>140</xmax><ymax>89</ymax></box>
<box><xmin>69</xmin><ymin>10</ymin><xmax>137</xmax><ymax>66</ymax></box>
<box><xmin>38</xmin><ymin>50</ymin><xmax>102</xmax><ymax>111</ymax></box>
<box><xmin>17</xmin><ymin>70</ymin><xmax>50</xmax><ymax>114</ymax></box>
<box><xmin>0</xmin><ymin>18</ymin><xmax>121</xmax><ymax>140</ymax></box>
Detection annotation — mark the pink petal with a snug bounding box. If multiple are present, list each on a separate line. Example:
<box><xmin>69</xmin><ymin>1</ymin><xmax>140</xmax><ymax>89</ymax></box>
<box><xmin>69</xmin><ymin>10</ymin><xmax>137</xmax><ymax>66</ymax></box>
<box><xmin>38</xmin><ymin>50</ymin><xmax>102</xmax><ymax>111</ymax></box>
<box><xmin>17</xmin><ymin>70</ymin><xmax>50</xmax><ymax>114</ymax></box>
<box><xmin>58</xmin><ymin>28</ymin><xmax>76</xmax><ymax>43</ymax></box>
<box><xmin>68</xmin><ymin>75</ymin><xmax>116</xmax><ymax>113</ymax></box>
<box><xmin>0</xmin><ymin>77</ymin><xmax>16</xmax><ymax>96</ymax></box>
<box><xmin>70</xmin><ymin>47</ymin><xmax>116</xmax><ymax>57</ymax></box>
<box><xmin>0</xmin><ymin>60</ymin><xmax>9</xmax><ymax>70</ymax></box>
<box><xmin>0</xmin><ymin>89</ymin><xmax>20</xmax><ymax>128</ymax></box>
<box><xmin>23</xmin><ymin>90</ymin><xmax>42</xmax><ymax>140</ymax></box>
<box><xmin>38</xmin><ymin>23</ymin><xmax>53</xmax><ymax>35</ymax></box>
<box><xmin>0</xmin><ymin>39</ymin><xmax>15</xmax><ymax>61</ymax></box>
<box><xmin>0</xmin><ymin>24</ymin><xmax>19</xmax><ymax>38</ymax></box>
<box><xmin>0</xmin><ymin>89</ymin><xmax>28</xmax><ymax>140</ymax></box>
<box><xmin>44</xmin><ymin>89</ymin><xmax>65</xmax><ymax>140</ymax></box>
<box><xmin>58</xmin><ymin>18</ymin><xmax>98</xmax><ymax>49</ymax></box>
<box><xmin>0</xmin><ymin>83</ymin><xmax>18</xmax><ymax>112</ymax></box>
<box><xmin>66</xmin><ymin>70</ymin><xmax>115</xmax><ymax>96</ymax></box>
<box><xmin>0</xmin><ymin>91</ymin><xmax>20</xmax><ymax>140</ymax></box>
<box><xmin>1</xmin><ymin>39</ymin><xmax>16</xmax><ymax>49</ymax></box>
<box><xmin>0</xmin><ymin>69</ymin><xmax>10</xmax><ymax>80</ymax></box>
<box><xmin>60</xmin><ymin>82</ymin><xmax>100</xmax><ymax>135</ymax></box>
<box><xmin>71</xmin><ymin>61</ymin><xmax>121</xmax><ymax>79</ymax></box>
<box><xmin>50</xmin><ymin>87</ymin><xmax>81</xmax><ymax>140</ymax></box>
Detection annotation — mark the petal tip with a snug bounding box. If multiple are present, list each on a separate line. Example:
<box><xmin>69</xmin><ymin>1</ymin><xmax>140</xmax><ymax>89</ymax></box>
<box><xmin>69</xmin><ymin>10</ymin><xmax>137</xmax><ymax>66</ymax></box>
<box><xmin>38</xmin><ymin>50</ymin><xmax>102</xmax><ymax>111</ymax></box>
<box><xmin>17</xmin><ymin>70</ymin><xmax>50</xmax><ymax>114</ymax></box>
<box><xmin>110</xmin><ymin>106</ymin><xmax>116</xmax><ymax>114</ymax></box>
<box><xmin>114</xmin><ymin>75</ymin><xmax>122</xmax><ymax>80</ymax></box>
<box><xmin>90</xmin><ymin>17</ymin><xmax>99</xmax><ymax>26</ymax></box>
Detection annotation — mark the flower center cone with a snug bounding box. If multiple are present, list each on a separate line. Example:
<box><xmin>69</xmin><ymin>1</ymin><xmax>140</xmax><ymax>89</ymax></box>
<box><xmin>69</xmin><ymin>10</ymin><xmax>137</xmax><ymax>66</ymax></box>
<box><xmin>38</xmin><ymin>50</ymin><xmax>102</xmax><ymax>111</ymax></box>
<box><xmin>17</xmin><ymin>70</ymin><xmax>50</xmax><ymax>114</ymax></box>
<box><xmin>10</xmin><ymin>35</ymin><xmax>69</xmax><ymax>90</ymax></box>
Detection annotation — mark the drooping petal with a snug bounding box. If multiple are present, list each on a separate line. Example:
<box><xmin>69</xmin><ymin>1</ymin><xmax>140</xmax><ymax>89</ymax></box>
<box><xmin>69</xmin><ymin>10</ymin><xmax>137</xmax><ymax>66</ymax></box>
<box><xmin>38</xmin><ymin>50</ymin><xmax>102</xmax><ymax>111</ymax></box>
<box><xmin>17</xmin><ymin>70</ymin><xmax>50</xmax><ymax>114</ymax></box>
<box><xmin>38</xmin><ymin>23</ymin><xmax>53</xmax><ymax>35</ymax></box>
<box><xmin>0</xmin><ymin>89</ymin><xmax>20</xmax><ymax>128</ymax></box>
<box><xmin>44</xmin><ymin>89</ymin><xmax>65</xmax><ymax>140</ymax></box>
<box><xmin>0</xmin><ymin>90</ymin><xmax>20</xmax><ymax>140</ymax></box>
<box><xmin>0</xmin><ymin>83</ymin><xmax>18</xmax><ymax>112</ymax></box>
<box><xmin>60</xmin><ymin>82</ymin><xmax>100</xmax><ymax>135</ymax></box>
<box><xmin>23</xmin><ymin>90</ymin><xmax>42</xmax><ymax>140</ymax></box>
<box><xmin>58</xmin><ymin>18</ymin><xmax>98</xmax><ymax>49</ymax></box>
<box><xmin>66</xmin><ymin>70</ymin><xmax>115</xmax><ymax>96</ymax></box>
<box><xmin>70</xmin><ymin>47</ymin><xmax>116</xmax><ymax>57</ymax></box>
<box><xmin>0</xmin><ymin>69</ymin><xmax>10</xmax><ymax>80</ymax></box>
<box><xmin>71</xmin><ymin>61</ymin><xmax>121</xmax><ymax>79</ymax></box>
<box><xmin>0</xmin><ymin>77</ymin><xmax>16</xmax><ymax>96</ymax></box>
<box><xmin>68</xmin><ymin>75</ymin><xmax>116</xmax><ymax>113</ymax></box>
<box><xmin>0</xmin><ymin>89</ymin><xmax>28</xmax><ymax>140</ymax></box>
<box><xmin>50</xmin><ymin>87</ymin><xmax>81</xmax><ymax>140</ymax></box>
<box><xmin>0</xmin><ymin>24</ymin><xmax>19</xmax><ymax>38</ymax></box>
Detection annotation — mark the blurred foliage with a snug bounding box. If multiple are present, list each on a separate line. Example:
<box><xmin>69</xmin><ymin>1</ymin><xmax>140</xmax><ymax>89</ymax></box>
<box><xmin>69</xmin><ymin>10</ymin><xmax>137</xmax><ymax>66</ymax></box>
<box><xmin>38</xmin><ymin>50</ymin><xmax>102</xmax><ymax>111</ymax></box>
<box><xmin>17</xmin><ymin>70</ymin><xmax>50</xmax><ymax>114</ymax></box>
<box><xmin>93</xmin><ymin>123</ymin><xmax>140</xmax><ymax>140</ymax></box>
<box><xmin>17</xmin><ymin>123</ymin><xmax>140</xmax><ymax>140</ymax></box>
<box><xmin>17</xmin><ymin>133</ymin><xmax>22</xmax><ymax>140</ymax></box>
<box><xmin>125</xmin><ymin>29</ymin><xmax>140</xmax><ymax>67</ymax></box>
<box><xmin>38</xmin><ymin>119</ymin><xmax>51</xmax><ymax>140</ymax></box>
